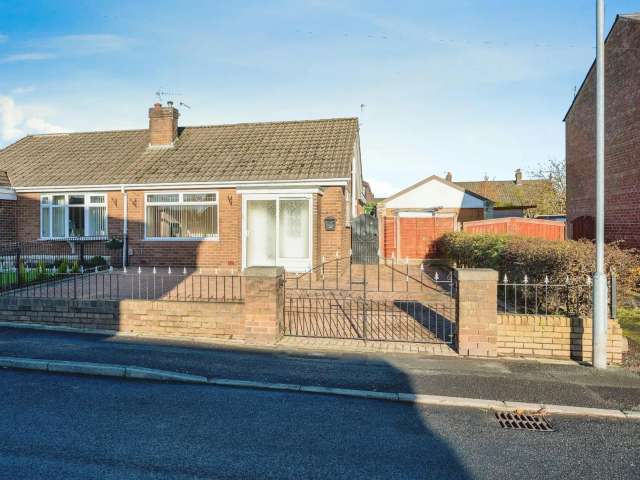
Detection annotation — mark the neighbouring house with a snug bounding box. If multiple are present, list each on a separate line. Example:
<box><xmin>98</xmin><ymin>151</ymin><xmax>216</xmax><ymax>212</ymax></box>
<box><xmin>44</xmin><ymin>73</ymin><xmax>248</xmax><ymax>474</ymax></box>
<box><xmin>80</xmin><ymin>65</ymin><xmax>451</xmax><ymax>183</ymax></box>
<box><xmin>565</xmin><ymin>13</ymin><xmax>640</xmax><ymax>248</ymax></box>
<box><xmin>376</xmin><ymin>175</ymin><xmax>493</xmax><ymax>261</ymax></box>
<box><xmin>0</xmin><ymin>103</ymin><xmax>365</xmax><ymax>272</ymax></box>
<box><xmin>451</xmin><ymin>169</ymin><xmax>553</xmax><ymax>219</ymax></box>
<box><xmin>377</xmin><ymin>169</ymin><xmax>556</xmax><ymax>261</ymax></box>
<box><xmin>362</xmin><ymin>180</ymin><xmax>375</xmax><ymax>203</ymax></box>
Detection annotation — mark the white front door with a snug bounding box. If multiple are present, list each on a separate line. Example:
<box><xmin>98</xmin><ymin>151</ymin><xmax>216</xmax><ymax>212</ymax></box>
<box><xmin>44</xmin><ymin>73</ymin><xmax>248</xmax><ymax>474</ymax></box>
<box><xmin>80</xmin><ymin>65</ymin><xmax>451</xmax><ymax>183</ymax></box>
<box><xmin>244</xmin><ymin>194</ymin><xmax>312</xmax><ymax>272</ymax></box>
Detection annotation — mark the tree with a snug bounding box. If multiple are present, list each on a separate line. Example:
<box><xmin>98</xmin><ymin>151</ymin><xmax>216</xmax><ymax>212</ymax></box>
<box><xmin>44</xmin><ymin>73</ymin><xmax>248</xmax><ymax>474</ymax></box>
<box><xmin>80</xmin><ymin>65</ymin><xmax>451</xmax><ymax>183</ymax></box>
<box><xmin>528</xmin><ymin>158</ymin><xmax>566</xmax><ymax>215</ymax></box>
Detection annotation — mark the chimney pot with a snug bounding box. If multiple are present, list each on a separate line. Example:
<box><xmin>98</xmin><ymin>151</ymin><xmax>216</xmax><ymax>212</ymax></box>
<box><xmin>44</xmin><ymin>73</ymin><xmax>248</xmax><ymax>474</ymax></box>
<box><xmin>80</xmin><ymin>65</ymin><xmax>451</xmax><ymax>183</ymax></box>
<box><xmin>445</xmin><ymin>172</ymin><xmax>453</xmax><ymax>182</ymax></box>
<box><xmin>515</xmin><ymin>168</ymin><xmax>523</xmax><ymax>185</ymax></box>
<box><xmin>148</xmin><ymin>103</ymin><xmax>180</xmax><ymax>147</ymax></box>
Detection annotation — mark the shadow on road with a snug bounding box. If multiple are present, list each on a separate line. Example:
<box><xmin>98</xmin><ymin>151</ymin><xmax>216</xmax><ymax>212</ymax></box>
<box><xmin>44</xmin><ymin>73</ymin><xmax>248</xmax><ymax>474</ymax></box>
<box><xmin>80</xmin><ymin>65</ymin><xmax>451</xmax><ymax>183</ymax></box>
<box><xmin>0</xmin><ymin>326</ymin><xmax>474</xmax><ymax>478</ymax></box>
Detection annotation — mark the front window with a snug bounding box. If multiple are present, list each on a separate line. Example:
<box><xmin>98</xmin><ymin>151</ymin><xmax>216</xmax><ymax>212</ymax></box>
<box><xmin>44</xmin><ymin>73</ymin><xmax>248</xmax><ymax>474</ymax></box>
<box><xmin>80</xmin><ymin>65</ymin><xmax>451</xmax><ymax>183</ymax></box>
<box><xmin>145</xmin><ymin>192</ymin><xmax>218</xmax><ymax>239</ymax></box>
<box><xmin>40</xmin><ymin>193</ymin><xmax>107</xmax><ymax>238</ymax></box>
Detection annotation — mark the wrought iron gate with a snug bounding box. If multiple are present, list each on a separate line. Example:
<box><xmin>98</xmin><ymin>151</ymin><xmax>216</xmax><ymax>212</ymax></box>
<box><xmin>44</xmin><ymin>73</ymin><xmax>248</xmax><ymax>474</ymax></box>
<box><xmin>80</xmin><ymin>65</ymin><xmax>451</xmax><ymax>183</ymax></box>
<box><xmin>351</xmin><ymin>214</ymin><xmax>378</xmax><ymax>264</ymax></box>
<box><xmin>283</xmin><ymin>256</ymin><xmax>457</xmax><ymax>344</ymax></box>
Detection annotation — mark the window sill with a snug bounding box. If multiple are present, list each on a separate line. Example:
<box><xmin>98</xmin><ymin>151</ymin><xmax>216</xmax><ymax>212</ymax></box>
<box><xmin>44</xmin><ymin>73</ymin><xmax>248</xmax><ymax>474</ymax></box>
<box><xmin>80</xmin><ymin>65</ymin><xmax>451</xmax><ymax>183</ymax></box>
<box><xmin>38</xmin><ymin>237</ymin><xmax>109</xmax><ymax>241</ymax></box>
<box><xmin>142</xmin><ymin>237</ymin><xmax>220</xmax><ymax>242</ymax></box>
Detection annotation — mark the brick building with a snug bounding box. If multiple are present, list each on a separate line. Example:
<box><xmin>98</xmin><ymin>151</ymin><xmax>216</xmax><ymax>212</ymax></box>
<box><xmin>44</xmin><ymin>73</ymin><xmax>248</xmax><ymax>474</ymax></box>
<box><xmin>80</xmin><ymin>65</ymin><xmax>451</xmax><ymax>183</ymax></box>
<box><xmin>565</xmin><ymin>13</ymin><xmax>640</xmax><ymax>248</ymax></box>
<box><xmin>0</xmin><ymin>103</ymin><xmax>365</xmax><ymax>271</ymax></box>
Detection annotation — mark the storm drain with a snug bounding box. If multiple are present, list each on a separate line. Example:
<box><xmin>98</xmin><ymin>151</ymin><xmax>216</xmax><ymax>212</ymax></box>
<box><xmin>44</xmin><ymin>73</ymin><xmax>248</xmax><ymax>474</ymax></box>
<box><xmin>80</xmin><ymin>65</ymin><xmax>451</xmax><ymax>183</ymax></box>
<box><xmin>495</xmin><ymin>411</ymin><xmax>554</xmax><ymax>431</ymax></box>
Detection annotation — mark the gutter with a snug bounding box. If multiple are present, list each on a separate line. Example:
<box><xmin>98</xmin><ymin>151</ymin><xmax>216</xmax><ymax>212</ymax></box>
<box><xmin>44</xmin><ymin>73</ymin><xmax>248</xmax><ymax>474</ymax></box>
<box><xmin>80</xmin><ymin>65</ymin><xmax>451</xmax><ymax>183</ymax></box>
<box><xmin>12</xmin><ymin>178</ymin><xmax>351</xmax><ymax>193</ymax></box>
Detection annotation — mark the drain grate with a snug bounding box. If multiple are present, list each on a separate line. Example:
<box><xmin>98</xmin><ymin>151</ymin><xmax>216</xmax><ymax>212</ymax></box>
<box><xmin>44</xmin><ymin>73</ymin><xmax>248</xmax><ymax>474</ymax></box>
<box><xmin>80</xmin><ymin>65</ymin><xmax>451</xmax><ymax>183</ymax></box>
<box><xmin>495</xmin><ymin>411</ymin><xmax>554</xmax><ymax>431</ymax></box>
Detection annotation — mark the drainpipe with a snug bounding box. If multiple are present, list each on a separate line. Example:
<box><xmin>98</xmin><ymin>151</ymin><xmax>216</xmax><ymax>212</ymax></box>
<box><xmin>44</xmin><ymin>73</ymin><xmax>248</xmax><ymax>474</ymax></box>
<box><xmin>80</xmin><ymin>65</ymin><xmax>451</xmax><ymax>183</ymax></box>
<box><xmin>121</xmin><ymin>185</ymin><xmax>128</xmax><ymax>268</ymax></box>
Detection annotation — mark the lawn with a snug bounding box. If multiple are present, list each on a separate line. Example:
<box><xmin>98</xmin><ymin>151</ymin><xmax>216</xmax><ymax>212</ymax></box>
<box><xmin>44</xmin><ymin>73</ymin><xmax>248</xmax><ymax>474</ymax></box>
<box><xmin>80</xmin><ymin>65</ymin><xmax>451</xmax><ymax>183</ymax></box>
<box><xmin>619</xmin><ymin>307</ymin><xmax>640</xmax><ymax>346</ymax></box>
<box><xmin>0</xmin><ymin>269</ymin><xmax>57</xmax><ymax>290</ymax></box>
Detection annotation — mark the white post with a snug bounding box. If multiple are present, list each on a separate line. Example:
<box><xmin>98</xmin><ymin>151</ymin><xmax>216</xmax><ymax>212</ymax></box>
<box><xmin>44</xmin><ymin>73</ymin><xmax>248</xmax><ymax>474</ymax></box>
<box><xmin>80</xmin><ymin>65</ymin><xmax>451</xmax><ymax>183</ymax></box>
<box><xmin>592</xmin><ymin>0</ymin><xmax>608</xmax><ymax>369</ymax></box>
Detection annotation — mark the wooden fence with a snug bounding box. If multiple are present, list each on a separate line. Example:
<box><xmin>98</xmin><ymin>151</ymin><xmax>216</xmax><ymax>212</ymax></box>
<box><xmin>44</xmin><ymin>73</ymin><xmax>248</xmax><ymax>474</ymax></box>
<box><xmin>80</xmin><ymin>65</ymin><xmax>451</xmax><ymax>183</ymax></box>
<box><xmin>462</xmin><ymin>217</ymin><xmax>565</xmax><ymax>241</ymax></box>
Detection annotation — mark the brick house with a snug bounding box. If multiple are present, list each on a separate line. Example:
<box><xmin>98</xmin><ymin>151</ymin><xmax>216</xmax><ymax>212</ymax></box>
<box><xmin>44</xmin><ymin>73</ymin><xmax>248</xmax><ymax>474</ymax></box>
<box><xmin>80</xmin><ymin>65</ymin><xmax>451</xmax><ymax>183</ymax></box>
<box><xmin>565</xmin><ymin>13</ymin><xmax>640</xmax><ymax>248</ymax></box>
<box><xmin>0</xmin><ymin>103</ymin><xmax>365</xmax><ymax>272</ymax></box>
<box><xmin>451</xmin><ymin>169</ymin><xmax>553</xmax><ymax>219</ymax></box>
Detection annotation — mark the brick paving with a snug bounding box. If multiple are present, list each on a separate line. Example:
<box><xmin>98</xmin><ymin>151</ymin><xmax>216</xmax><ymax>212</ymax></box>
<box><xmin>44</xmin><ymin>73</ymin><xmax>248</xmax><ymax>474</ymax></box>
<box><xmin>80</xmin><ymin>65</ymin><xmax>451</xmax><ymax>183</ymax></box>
<box><xmin>276</xmin><ymin>336</ymin><xmax>457</xmax><ymax>355</ymax></box>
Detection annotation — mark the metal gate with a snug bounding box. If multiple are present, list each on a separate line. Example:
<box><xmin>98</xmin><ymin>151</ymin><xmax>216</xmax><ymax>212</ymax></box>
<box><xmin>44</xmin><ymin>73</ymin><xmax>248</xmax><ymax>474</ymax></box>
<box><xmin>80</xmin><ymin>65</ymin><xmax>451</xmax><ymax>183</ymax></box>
<box><xmin>352</xmin><ymin>214</ymin><xmax>378</xmax><ymax>264</ymax></box>
<box><xmin>283</xmin><ymin>256</ymin><xmax>457</xmax><ymax>344</ymax></box>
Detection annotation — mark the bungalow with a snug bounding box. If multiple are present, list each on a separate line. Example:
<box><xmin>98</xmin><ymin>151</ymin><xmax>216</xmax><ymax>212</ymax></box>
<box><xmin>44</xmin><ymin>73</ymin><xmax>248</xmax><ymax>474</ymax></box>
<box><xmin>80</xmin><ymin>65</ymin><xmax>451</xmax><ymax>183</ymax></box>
<box><xmin>0</xmin><ymin>103</ymin><xmax>365</xmax><ymax>272</ymax></box>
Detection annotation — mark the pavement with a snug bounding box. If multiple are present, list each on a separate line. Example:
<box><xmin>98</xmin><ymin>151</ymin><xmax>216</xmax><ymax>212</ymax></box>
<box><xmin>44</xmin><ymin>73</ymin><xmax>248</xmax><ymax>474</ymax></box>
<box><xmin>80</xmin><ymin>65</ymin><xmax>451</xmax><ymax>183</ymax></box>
<box><xmin>1</xmin><ymin>369</ymin><xmax>639</xmax><ymax>480</ymax></box>
<box><xmin>1</xmin><ymin>325</ymin><xmax>639</xmax><ymax>412</ymax></box>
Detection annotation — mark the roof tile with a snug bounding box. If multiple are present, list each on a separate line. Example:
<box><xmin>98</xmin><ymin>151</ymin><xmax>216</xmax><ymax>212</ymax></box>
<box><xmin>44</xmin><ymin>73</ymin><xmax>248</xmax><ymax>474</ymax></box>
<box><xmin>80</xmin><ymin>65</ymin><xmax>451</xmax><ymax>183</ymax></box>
<box><xmin>0</xmin><ymin>118</ymin><xmax>358</xmax><ymax>187</ymax></box>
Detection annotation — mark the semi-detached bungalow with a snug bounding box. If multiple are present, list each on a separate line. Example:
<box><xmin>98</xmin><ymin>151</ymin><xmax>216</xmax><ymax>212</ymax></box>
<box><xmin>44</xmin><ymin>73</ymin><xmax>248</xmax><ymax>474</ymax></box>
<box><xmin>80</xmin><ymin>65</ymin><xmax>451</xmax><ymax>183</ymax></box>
<box><xmin>0</xmin><ymin>103</ymin><xmax>365</xmax><ymax>272</ymax></box>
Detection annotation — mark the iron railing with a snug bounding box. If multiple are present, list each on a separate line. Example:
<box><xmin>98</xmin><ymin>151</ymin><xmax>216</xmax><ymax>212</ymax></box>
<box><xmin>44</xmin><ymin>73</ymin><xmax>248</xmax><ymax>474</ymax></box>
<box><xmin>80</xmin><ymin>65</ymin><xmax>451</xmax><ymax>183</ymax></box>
<box><xmin>0</xmin><ymin>235</ymin><xmax>126</xmax><ymax>276</ymax></box>
<box><xmin>1</xmin><ymin>268</ymin><xmax>242</xmax><ymax>303</ymax></box>
<box><xmin>284</xmin><ymin>255</ymin><xmax>456</xmax><ymax>297</ymax></box>
<box><xmin>497</xmin><ymin>272</ymin><xmax>617</xmax><ymax>317</ymax></box>
<box><xmin>283</xmin><ymin>295</ymin><xmax>455</xmax><ymax>344</ymax></box>
<box><xmin>282</xmin><ymin>255</ymin><xmax>457</xmax><ymax>344</ymax></box>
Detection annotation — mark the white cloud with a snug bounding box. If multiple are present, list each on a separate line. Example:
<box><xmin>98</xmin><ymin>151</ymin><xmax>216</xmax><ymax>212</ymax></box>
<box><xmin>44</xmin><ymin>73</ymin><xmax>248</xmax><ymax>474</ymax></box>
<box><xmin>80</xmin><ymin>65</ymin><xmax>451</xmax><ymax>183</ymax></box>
<box><xmin>0</xmin><ymin>96</ymin><xmax>66</xmax><ymax>142</ymax></box>
<box><xmin>48</xmin><ymin>34</ymin><xmax>127</xmax><ymax>55</ymax></box>
<box><xmin>0</xmin><ymin>53</ymin><xmax>56</xmax><ymax>64</ymax></box>
<box><xmin>11</xmin><ymin>86</ymin><xmax>35</xmax><ymax>95</ymax></box>
<box><xmin>0</xmin><ymin>34</ymin><xmax>127</xmax><ymax>65</ymax></box>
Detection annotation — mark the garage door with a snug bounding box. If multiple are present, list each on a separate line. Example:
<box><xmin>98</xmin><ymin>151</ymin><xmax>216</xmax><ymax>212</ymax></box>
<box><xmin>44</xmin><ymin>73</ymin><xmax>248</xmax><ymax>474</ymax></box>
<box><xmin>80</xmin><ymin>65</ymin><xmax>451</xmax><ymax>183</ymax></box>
<box><xmin>398</xmin><ymin>216</ymin><xmax>455</xmax><ymax>259</ymax></box>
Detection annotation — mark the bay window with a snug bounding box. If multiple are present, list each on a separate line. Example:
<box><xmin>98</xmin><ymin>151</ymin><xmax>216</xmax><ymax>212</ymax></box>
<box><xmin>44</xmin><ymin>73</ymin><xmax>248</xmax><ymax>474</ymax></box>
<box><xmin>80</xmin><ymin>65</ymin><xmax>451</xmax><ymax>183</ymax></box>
<box><xmin>145</xmin><ymin>192</ymin><xmax>218</xmax><ymax>240</ymax></box>
<box><xmin>40</xmin><ymin>193</ymin><xmax>107</xmax><ymax>239</ymax></box>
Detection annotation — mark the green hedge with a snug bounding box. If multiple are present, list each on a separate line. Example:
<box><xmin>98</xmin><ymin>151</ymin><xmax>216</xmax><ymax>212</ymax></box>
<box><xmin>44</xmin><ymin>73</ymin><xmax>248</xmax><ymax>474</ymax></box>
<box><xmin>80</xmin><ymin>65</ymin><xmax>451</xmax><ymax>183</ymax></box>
<box><xmin>437</xmin><ymin>232</ymin><xmax>640</xmax><ymax>299</ymax></box>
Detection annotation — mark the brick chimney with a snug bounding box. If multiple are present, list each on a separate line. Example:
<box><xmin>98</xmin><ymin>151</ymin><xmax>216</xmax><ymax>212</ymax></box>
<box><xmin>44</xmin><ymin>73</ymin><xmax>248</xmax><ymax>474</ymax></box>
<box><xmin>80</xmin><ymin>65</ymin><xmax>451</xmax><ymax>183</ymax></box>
<box><xmin>148</xmin><ymin>102</ymin><xmax>179</xmax><ymax>147</ymax></box>
<box><xmin>445</xmin><ymin>172</ymin><xmax>453</xmax><ymax>182</ymax></box>
<box><xmin>515</xmin><ymin>168</ymin><xmax>523</xmax><ymax>185</ymax></box>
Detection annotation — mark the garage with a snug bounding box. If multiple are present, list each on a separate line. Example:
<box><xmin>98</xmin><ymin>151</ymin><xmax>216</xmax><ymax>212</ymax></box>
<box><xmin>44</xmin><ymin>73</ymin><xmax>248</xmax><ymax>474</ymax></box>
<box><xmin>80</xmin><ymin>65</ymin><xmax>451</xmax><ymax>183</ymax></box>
<box><xmin>378</xmin><ymin>175</ymin><xmax>492</xmax><ymax>261</ymax></box>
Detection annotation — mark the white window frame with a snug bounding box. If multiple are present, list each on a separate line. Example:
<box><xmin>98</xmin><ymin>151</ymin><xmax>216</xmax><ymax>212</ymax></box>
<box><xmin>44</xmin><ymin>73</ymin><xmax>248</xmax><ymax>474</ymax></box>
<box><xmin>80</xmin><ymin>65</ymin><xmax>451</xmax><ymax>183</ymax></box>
<box><xmin>241</xmin><ymin>192</ymin><xmax>313</xmax><ymax>272</ymax></box>
<box><xmin>39</xmin><ymin>193</ymin><xmax>108</xmax><ymax>239</ymax></box>
<box><xmin>143</xmin><ymin>191</ymin><xmax>219</xmax><ymax>241</ymax></box>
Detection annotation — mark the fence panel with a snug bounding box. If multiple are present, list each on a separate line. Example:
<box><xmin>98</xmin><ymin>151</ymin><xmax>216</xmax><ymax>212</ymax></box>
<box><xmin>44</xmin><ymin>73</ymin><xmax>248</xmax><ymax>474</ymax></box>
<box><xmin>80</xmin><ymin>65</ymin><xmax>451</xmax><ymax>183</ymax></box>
<box><xmin>463</xmin><ymin>217</ymin><xmax>565</xmax><ymax>241</ymax></box>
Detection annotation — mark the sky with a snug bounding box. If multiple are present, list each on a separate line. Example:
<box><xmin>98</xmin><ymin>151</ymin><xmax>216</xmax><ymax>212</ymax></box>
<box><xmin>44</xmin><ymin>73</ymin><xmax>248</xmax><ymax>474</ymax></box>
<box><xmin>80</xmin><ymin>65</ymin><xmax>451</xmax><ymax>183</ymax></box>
<box><xmin>0</xmin><ymin>0</ymin><xmax>637</xmax><ymax>196</ymax></box>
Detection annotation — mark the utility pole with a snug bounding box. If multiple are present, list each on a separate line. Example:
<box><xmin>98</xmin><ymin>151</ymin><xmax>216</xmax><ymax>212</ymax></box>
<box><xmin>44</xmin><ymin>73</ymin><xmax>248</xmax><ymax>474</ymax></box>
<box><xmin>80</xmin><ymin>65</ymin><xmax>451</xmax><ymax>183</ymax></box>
<box><xmin>592</xmin><ymin>0</ymin><xmax>608</xmax><ymax>369</ymax></box>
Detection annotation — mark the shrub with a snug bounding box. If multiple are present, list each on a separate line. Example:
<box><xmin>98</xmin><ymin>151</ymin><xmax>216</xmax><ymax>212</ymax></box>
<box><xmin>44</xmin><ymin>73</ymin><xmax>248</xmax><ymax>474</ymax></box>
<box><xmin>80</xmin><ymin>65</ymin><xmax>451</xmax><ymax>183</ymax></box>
<box><xmin>105</xmin><ymin>238</ymin><xmax>123</xmax><ymax>250</ymax></box>
<box><xmin>87</xmin><ymin>256</ymin><xmax>107</xmax><ymax>268</ymax></box>
<box><xmin>56</xmin><ymin>259</ymin><xmax>69</xmax><ymax>274</ymax></box>
<box><xmin>18</xmin><ymin>260</ymin><xmax>27</xmax><ymax>284</ymax></box>
<box><xmin>35</xmin><ymin>260</ymin><xmax>48</xmax><ymax>280</ymax></box>
<box><xmin>437</xmin><ymin>232</ymin><xmax>640</xmax><ymax>301</ymax></box>
<box><xmin>70</xmin><ymin>260</ymin><xmax>81</xmax><ymax>273</ymax></box>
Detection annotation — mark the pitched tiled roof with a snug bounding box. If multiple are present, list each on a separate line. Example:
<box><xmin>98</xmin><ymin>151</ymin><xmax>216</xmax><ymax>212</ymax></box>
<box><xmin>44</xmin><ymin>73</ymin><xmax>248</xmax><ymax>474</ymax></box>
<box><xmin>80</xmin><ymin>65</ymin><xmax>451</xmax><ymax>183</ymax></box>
<box><xmin>0</xmin><ymin>170</ymin><xmax>10</xmax><ymax>188</ymax></box>
<box><xmin>455</xmin><ymin>180</ymin><xmax>552</xmax><ymax>208</ymax></box>
<box><xmin>0</xmin><ymin>118</ymin><xmax>358</xmax><ymax>188</ymax></box>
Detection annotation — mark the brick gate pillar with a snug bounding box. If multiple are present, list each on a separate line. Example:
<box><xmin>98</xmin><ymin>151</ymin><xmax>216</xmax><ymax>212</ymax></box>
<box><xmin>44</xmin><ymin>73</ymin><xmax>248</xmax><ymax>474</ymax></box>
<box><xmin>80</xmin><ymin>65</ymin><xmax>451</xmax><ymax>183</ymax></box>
<box><xmin>242</xmin><ymin>266</ymin><xmax>285</xmax><ymax>343</ymax></box>
<box><xmin>456</xmin><ymin>268</ymin><xmax>499</xmax><ymax>357</ymax></box>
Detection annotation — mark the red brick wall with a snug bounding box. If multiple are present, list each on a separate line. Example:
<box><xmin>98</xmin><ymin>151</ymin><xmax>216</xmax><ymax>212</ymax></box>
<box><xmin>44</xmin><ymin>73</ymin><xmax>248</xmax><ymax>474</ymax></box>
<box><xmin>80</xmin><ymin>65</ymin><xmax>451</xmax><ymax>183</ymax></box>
<box><xmin>122</xmin><ymin>189</ymin><xmax>242</xmax><ymax>269</ymax></box>
<box><xmin>318</xmin><ymin>186</ymin><xmax>351</xmax><ymax>262</ymax></box>
<box><xmin>566</xmin><ymin>16</ymin><xmax>640</xmax><ymax>248</ymax></box>
<box><xmin>16</xmin><ymin>186</ymin><xmax>348</xmax><ymax>270</ymax></box>
<box><xmin>0</xmin><ymin>199</ymin><xmax>16</xmax><ymax>243</ymax></box>
<box><xmin>16</xmin><ymin>192</ymin><xmax>40</xmax><ymax>240</ymax></box>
